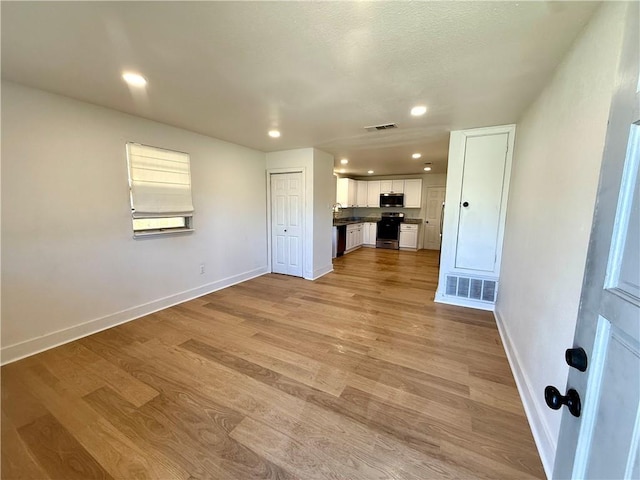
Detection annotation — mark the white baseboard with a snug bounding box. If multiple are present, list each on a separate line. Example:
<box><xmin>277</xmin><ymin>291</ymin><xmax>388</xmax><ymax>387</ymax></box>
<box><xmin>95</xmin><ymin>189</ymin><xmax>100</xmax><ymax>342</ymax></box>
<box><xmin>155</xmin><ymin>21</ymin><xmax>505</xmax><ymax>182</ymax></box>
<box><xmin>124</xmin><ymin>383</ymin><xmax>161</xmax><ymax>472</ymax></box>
<box><xmin>1</xmin><ymin>266</ymin><xmax>269</xmax><ymax>366</ymax></box>
<box><xmin>344</xmin><ymin>245</ymin><xmax>362</xmax><ymax>254</ymax></box>
<box><xmin>494</xmin><ymin>307</ymin><xmax>555</xmax><ymax>479</ymax></box>
<box><xmin>309</xmin><ymin>264</ymin><xmax>333</xmax><ymax>281</ymax></box>
<box><xmin>434</xmin><ymin>292</ymin><xmax>495</xmax><ymax>311</ymax></box>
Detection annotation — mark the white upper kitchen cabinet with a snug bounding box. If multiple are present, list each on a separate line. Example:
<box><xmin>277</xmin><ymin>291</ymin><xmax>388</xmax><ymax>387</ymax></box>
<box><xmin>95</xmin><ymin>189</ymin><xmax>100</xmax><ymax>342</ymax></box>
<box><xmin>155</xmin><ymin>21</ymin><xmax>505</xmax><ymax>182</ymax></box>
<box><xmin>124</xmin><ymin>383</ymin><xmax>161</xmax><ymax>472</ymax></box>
<box><xmin>392</xmin><ymin>180</ymin><xmax>404</xmax><ymax>193</ymax></box>
<box><xmin>381</xmin><ymin>179</ymin><xmax>405</xmax><ymax>194</ymax></box>
<box><xmin>356</xmin><ymin>180</ymin><xmax>368</xmax><ymax>207</ymax></box>
<box><xmin>336</xmin><ymin>177</ymin><xmax>356</xmax><ymax>207</ymax></box>
<box><xmin>436</xmin><ymin>124</ymin><xmax>515</xmax><ymax>311</ymax></box>
<box><xmin>379</xmin><ymin>180</ymin><xmax>393</xmax><ymax>194</ymax></box>
<box><xmin>403</xmin><ymin>179</ymin><xmax>422</xmax><ymax>208</ymax></box>
<box><xmin>367</xmin><ymin>181</ymin><xmax>381</xmax><ymax>207</ymax></box>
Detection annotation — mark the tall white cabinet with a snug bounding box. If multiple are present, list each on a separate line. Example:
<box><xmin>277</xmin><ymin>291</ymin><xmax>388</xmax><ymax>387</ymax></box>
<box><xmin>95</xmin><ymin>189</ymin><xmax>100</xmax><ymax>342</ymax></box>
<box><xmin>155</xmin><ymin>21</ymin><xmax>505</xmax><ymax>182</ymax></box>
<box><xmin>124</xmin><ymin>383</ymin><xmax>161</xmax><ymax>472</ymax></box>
<box><xmin>336</xmin><ymin>178</ymin><xmax>356</xmax><ymax>207</ymax></box>
<box><xmin>436</xmin><ymin>124</ymin><xmax>515</xmax><ymax>311</ymax></box>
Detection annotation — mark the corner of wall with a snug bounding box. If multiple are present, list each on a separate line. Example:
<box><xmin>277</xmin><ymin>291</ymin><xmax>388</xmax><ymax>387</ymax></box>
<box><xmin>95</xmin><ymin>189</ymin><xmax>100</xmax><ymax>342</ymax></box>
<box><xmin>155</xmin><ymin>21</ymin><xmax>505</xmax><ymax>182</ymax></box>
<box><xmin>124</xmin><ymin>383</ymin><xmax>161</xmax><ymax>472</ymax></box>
<box><xmin>1</xmin><ymin>266</ymin><xmax>268</xmax><ymax>365</ymax></box>
<box><xmin>494</xmin><ymin>307</ymin><xmax>556</xmax><ymax>479</ymax></box>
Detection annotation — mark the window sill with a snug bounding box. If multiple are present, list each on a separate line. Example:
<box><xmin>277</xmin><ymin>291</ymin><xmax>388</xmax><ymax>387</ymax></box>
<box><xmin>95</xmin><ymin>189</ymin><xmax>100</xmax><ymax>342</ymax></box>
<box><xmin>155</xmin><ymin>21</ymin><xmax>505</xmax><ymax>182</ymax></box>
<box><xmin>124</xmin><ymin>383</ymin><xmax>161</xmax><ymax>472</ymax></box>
<box><xmin>133</xmin><ymin>228</ymin><xmax>195</xmax><ymax>238</ymax></box>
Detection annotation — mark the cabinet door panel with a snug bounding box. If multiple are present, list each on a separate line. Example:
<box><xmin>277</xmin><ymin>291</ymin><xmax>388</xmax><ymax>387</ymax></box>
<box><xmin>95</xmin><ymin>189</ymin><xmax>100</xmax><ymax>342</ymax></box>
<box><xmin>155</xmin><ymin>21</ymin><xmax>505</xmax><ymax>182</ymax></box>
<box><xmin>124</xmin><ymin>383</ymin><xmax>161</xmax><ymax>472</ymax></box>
<box><xmin>399</xmin><ymin>227</ymin><xmax>418</xmax><ymax>249</ymax></box>
<box><xmin>367</xmin><ymin>181</ymin><xmax>381</xmax><ymax>206</ymax></box>
<box><xmin>404</xmin><ymin>179</ymin><xmax>422</xmax><ymax>208</ymax></box>
<box><xmin>336</xmin><ymin>178</ymin><xmax>348</xmax><ymax>206</ymax></box>
<box><xmin>356</xmin><ymin>181</ymin><xmax>368</xmax><ymax>207</ymax></box>
<box><xmin>392</xmin><ymin>180</ymin><xmax>404</xmax><ymax>193</ymax></box>
<box><xmin>348</xmin><ymin>179</ymin><xmax>356</xmax><ymax>207</ymax></box>
<box><xmin>455</xmin><ymin>133</ymin><xmax>508</xmax><ymax>271</ymax></box>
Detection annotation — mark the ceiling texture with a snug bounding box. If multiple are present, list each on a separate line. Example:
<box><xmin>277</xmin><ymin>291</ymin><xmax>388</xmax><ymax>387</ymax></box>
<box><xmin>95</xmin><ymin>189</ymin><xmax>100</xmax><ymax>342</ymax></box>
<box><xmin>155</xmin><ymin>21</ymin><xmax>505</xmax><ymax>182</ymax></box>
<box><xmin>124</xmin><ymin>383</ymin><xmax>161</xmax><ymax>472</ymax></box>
<box><xmin>1</xmin><ymin>1</ymin><xmax>598</xmax><ymax>176</ymax></box>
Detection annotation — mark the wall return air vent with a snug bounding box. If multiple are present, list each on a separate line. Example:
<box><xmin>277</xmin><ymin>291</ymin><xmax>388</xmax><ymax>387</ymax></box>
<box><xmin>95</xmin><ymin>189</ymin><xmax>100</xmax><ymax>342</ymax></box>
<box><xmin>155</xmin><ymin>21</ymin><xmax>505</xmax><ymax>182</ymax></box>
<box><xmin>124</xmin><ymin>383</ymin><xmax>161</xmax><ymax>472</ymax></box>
<box><xmin>364</xmin><ymin>123</ymin><xmax>398</xmax><ymax>132</ymax></box>
<box><xmin>445</xmin><ymin>275</ymin><xmax>497</xmax><ymax>303</ymax></box>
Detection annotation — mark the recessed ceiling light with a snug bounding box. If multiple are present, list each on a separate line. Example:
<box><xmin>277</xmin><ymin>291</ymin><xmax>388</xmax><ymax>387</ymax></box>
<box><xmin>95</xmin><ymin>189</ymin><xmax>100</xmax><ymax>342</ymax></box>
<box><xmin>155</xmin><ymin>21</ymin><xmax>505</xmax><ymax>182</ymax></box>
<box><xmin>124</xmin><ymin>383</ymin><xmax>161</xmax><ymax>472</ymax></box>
<box><xmin>412</xmin><ymin>153</ymin><xmax>422</xmax><ymax>159</ymax></box>
<box><xmin>423</xmin><ymin>166</ymin><xmax>432</xmax><ymax>172</ymax></box>
<box><xmin>367</xmin><ymin>170</ymin><xmax>374</xmax><ymax>174</ymax></box>
<box><xmin>410</xmin><ymin>105</ymin><xmax>427</xmax><ymax>116</ymax></box>
<box><xmin>340</xmin><ymin>158</ymin><xmax>349</xmax><ymax>165</ymax></box>
<box><xmin>122</xmin><ymin>72</ymin><xmax>147</xmax><ymax>87</ymax></box>
<box><xmin>268</xmin><ymin>130</ymin><xmax>281</xmax><ymax>138</ymax></box>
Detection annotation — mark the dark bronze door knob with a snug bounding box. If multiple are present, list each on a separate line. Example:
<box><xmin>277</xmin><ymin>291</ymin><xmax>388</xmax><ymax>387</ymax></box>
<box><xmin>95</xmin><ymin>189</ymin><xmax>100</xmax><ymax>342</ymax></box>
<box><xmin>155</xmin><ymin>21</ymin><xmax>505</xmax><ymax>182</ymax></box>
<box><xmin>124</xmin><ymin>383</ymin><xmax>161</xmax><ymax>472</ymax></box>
<box><xmin>545</xmin><ymin>386</ymin><xmax>581</xmax><ymax>417</ymax></box>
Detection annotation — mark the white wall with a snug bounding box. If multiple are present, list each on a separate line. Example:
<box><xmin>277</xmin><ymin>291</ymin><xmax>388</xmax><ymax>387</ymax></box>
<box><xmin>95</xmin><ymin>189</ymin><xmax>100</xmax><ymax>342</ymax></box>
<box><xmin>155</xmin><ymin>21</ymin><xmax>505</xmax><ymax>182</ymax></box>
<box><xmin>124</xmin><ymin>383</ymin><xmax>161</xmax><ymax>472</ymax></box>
<box><xmin>495</xmin><ymin>3</ymin><xmax>628</xmax><ymax>476</ymax></box>
<box><xmin>265</xmin><ymin>147</ymin><xmax>334</xmax><ymax>280</ymax></box>
<box><xmin>312</xmin><ymin>149</ymin><xmax>335</xmax><ymax>279</ymax></box>
<box><xmin>1</xmin><ymin>81</ymin><xmax>268</xmax><ymax>363</ymax></box>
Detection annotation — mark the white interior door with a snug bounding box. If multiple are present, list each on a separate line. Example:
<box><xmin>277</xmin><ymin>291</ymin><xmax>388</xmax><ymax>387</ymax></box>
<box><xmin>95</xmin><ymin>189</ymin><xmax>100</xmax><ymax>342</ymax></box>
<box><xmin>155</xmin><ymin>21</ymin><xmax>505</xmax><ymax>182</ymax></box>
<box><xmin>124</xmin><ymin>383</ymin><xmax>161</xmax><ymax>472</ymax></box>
<box><xmin>553</xmin><ymin>9</ymin><xmax>639</xmax><ymax>478</ymax></box>
<box><xmin>455</xmin><ymin>133</ymin><xmax>508</xmax><ymax>272</ymax></box>
<box><xmin>424</xmin><ymin>186</ymin><xmax>445</xmax><ymax>250</ymax></box>
<box><xmin>271</xmin><ymin>172</ymin><xmax>303</xmax><ymax>277</ymax></box>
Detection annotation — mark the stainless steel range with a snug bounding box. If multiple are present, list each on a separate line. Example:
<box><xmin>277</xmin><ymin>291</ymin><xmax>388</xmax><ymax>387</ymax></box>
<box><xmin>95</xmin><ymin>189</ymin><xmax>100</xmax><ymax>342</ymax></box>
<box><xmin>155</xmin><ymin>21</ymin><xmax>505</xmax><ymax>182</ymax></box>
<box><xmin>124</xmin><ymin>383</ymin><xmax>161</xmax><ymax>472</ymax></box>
<box><xmin>376</xmin><ymin>212</ymin><xmax>404</xmax><ymax>249</ymax></box>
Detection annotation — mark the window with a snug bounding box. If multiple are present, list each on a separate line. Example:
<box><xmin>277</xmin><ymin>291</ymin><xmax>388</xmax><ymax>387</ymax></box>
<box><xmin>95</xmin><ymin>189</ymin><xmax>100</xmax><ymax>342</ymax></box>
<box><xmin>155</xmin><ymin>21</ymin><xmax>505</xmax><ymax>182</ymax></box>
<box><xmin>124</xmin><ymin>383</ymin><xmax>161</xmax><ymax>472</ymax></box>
<box><xmin>126</xmin><ymin>142</ymin><xmax>194</xmax><ymax>237</ymax></box>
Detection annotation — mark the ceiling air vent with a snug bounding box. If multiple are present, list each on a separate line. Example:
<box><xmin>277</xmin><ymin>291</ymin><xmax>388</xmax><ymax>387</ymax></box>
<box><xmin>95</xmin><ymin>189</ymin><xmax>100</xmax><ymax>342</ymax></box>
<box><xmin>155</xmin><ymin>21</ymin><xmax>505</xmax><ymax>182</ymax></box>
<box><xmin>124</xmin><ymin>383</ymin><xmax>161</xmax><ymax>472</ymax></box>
<box><xmin>364</xmin><ymin>123</ymin><xmax>398</xmax><ymax>132</ymax></box>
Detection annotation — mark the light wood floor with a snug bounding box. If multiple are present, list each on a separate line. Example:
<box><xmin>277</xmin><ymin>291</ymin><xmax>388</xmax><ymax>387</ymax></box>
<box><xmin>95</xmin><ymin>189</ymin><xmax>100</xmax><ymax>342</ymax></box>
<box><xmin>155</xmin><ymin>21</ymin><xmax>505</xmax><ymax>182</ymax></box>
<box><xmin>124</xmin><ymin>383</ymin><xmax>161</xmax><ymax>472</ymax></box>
<box><xmin>1</xmin><ymin>248</ymin><xmax>545</xmax><ymax>479</ymax></box>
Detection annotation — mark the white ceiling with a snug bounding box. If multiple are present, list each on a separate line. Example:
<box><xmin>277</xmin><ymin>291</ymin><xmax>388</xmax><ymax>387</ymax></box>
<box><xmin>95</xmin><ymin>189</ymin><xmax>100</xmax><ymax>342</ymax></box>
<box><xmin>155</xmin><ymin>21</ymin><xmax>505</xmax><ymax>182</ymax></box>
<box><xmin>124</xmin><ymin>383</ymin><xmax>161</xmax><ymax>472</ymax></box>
<box><xmin>1</xmin><ymin>1</ymin><xmax>598</xmax><ymax>176</ymax></box>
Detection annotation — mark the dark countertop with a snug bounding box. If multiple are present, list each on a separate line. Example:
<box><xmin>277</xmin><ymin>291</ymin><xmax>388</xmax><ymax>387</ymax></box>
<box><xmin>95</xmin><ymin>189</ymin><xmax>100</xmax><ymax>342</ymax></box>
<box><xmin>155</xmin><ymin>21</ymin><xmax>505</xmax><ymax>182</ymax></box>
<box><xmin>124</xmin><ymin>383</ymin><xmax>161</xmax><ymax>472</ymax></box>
<box><xmin>332</xmin><ymin>217</ymin><xmax>368</xmax><ymax>226</ymax></box>
<box><xmin>333</xmin><ymin>217</ymin><xmax>423</xmax><ymax>226</ymax></box>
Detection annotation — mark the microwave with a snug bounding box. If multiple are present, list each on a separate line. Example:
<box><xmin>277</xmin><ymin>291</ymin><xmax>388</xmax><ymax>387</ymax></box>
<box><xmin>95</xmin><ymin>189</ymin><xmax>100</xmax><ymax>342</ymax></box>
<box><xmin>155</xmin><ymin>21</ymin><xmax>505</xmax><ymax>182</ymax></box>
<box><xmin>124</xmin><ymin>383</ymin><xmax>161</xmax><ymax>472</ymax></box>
<box><xmin>380</xmin><ymin>193</ymin><xmax>404</xmax><ymax>207</ymax></box>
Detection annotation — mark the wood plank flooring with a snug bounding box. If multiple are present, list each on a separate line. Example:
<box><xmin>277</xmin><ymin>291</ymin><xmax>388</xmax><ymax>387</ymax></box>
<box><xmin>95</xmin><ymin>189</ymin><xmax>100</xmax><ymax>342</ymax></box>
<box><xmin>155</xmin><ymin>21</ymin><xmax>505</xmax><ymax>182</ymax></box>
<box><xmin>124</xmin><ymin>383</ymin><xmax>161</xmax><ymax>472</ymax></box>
<box><xmin>1</xmin><ymin>248</ymin><xmax>545</xmax><ymax>479</ymax></box>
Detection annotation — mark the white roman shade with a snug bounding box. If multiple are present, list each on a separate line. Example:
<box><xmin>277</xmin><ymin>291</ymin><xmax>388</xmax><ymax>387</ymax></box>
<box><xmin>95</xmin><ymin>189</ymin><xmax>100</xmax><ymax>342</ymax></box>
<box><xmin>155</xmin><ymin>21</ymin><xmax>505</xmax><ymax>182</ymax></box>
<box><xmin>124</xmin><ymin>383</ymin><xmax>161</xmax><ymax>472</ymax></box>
<box><xmin>126</xmin><ymin>143</ymin><xmax>194</xmax><ymax>218</ymax></box>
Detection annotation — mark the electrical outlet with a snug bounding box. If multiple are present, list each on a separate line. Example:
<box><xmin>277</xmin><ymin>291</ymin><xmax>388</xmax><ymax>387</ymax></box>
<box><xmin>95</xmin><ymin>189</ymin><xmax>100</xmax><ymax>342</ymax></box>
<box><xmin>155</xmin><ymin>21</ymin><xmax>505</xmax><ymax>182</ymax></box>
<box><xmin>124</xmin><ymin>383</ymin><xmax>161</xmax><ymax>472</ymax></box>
<box><xmin>200</xmin><ymin>263</ymin><xmax>205</xmax><ymax>274</ymax></box>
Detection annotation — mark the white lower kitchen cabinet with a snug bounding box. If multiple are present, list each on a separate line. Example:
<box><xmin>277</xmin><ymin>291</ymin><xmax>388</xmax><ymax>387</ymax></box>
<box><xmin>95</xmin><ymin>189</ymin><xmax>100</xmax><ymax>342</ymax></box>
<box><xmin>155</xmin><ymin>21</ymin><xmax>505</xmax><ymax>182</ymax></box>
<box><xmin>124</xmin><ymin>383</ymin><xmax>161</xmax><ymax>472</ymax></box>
<box><xmin>399</xmin><ymin>224</ymin><xmax>419</xmax><ymax>250</ymax></box>
<box><xmin>363</xmin><ymin>222</ymin><xmax>377</xmax><ymax>246</ymax></box>
<box><xmin>346</xmin><ymin>223</ymin><xmax>364</xmax><ymax>252</ymax></box>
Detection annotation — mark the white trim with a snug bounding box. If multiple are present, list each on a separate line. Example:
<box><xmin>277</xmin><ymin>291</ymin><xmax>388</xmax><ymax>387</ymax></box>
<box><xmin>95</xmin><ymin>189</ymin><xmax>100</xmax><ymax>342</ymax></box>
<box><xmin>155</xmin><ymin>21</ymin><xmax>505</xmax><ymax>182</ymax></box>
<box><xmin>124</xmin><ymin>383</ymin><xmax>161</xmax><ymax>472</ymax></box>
<box><xmin>494</xmin><ymin>307</ymin><xmax>555</xmax><ymax>479</ymax></box>
<box><xmin>572</xmin><ymin>316</ymin><xmax>611</xmax><ymax>479</ymax></box>
<box><xmin>434</xmin><ymin>293</ymin><xmax>495</xmax><ymax>312</ymax></box>
<box><xmin>624</xmin><ymin>402</ymin><xmax>640</xmax><ymax>479</ymax></box>
<box><xmin>310</xmin><ymin>264</ymin><xmax>333</xmax><ymax>281</ymax></box>
<box><xmin>604</xmin><ymin>123</ymin><xmax>639</xmax><ymax>294</ymax></box>
<box><xmin>0</xmin><ymin>266</ymin><xmax>268</xmax><ymax>366</ymax></box>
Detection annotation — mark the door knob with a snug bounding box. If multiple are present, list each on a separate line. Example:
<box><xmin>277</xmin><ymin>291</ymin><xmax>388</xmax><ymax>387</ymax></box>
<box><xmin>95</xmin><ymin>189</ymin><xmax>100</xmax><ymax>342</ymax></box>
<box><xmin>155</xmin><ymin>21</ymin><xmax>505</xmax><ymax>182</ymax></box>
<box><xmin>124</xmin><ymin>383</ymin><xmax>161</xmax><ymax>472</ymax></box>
<box><xmin>565</xmin><ymin>347</ymin><xmax>588</xmax><ymax>372</ymax></box>
<box><xmin>545</xmin><ymin>386</ymin><xmax>581</xmax><ymax>417</ymax></box>
<box><xmin>462</xmin><ymin>201</ymin><xmax>469</xmax><ymax>207</ymax></box>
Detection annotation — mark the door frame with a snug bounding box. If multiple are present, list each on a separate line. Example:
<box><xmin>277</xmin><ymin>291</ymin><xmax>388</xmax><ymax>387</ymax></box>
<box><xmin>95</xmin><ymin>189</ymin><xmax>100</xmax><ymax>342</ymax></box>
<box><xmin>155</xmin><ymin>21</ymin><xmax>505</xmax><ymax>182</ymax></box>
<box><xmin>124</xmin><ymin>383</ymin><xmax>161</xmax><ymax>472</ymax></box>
<box><xmin>266</xmin><ymin>168</ymin><xmax>306</xmax><ymax>276</ymax></box>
